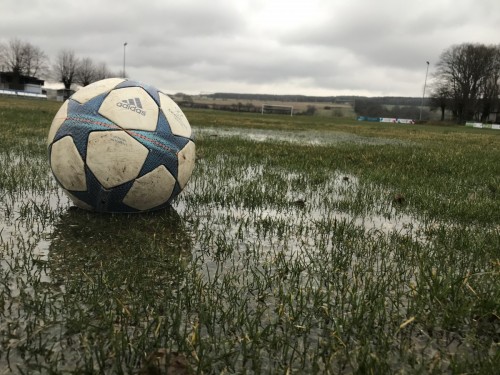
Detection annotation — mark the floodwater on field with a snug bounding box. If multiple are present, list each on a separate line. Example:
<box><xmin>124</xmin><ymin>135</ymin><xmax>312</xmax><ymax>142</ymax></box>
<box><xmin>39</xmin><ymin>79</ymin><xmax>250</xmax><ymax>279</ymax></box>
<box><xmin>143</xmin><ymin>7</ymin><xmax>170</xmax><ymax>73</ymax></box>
<box><xmin>2</xmin><ymin>123</ymin><xmax>495</xmax><ymax>373</ymax></box>
<box><xmin>0</xmin><ymin>143</ymin><xmax>427</xmax><ymax>308</ymax></box>
<box><xmin>195</xmin><ymin>126</ymin><xmax>410</xmax><ymax>146</ymax></box>
<box><xmin>0</xmin><ymin>125</ymin><xmax>424</xmax><ymax>297</ymax></box>
<box><xmin>0</xmin><ymin>187</ymin><xmax>68</xmax><ymax>295</ymax></box>
<box><xmin>175</xmin><ymin>160</ymin><xmax>431</xmax><ymax>284</ymax></box>
<box><xmin>182</xmin><ymin>169</ymin><xmax>426</xmax><ymax>239</ymax></box>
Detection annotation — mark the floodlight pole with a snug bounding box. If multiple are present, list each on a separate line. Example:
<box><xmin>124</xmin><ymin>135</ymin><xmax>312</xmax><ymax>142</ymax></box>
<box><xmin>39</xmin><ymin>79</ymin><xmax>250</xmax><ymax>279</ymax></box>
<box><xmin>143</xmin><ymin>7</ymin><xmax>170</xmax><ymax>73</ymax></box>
<box><xmin>123</xmin><ymin>42</ymin><xmax>128</xmax><ymax>78</ymax></box>
<box><xmin>419</xmin><ymin>61</ymin><xmax>430</xmax><ymax>121</ymax></box>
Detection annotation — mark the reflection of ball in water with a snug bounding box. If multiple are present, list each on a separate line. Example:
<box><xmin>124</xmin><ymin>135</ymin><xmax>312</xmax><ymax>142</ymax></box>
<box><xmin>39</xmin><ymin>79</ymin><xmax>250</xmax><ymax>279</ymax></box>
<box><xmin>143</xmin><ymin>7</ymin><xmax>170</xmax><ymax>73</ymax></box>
<box><xmin>47</xmin><ymin>78</ymin><xmax>195</xmax><ymax>213</ymax></box>
<box><xmin>48</xmin><ymin>207</ymin><xmax>192</xmax><ymax>294</ymax></box>
<box><xmin>47</xmin><ymin>207</ymin><xmax>192</xmax><ymax>349</ymax></box>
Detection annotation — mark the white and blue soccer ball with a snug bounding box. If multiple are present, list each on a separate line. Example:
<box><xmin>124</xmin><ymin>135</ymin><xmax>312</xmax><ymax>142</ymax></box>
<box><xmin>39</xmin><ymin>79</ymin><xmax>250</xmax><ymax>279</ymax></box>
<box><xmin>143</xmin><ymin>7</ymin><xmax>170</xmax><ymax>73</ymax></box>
<box><xmin>47</xmin><ymin>78</ymin><xmax>195</xmax><ymax>213</ymax></box>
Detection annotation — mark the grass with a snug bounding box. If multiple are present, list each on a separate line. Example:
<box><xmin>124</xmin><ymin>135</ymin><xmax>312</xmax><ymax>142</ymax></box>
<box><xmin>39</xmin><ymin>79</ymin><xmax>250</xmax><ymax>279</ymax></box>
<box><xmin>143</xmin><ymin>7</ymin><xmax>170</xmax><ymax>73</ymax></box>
<box><xmin>0</xmin><ymin>96</ymin><xmax>499</xmax><ymax>373</ymax></box>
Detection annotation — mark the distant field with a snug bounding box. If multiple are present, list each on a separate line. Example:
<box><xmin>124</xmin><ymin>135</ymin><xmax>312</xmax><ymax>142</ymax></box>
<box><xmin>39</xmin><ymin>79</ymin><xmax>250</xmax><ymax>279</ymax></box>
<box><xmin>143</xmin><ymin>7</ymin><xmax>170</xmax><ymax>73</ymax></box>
<box><xmin>1</xmin><ymin>96</ymin><xmax>499</xmax><ymax>373</ymax></box>
<box><xmin>174</xmin><ymin>94</ymin><xmax>358</xmax><ymax>117</ymax></box>
<box><xmin>173</xmin><ymin>94</ymin><xmax>448</xmax><ymax>120</ymax></box>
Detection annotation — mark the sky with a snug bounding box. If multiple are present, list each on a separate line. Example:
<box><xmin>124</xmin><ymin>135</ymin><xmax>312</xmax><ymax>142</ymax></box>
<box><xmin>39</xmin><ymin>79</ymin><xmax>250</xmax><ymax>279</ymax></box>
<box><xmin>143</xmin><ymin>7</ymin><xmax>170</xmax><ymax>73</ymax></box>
<box><xmin>1</xmin><ymin>0</ymin><xmax>499</xmax><ymax>97</ymax></box>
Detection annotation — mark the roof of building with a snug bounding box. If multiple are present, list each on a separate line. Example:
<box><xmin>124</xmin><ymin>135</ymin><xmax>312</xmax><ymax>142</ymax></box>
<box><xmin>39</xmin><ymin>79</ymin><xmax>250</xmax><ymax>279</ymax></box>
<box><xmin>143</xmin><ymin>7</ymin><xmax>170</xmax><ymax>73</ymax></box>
<box><xmin>0</xmin><ymin>71</ymin><xmax>45</xmax><ymax>85</ymax></box>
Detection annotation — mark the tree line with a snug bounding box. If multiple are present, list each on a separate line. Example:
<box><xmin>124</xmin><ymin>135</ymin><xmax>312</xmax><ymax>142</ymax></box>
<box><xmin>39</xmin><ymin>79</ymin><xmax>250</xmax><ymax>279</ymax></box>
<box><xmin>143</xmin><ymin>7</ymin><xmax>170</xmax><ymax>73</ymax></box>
<box><xmin>353</xmin><ymin>99</ymin><xmax>425</xmax><ymax>120</ymax></box>
<box><xmin>431</xmin><ymin>43</ymin><xmax>500</xmax><ymax>123</ymax></box>
<box><xmin>0</xmin><ymin>38</ymin><xmax>120</xmax><ymax>90</ymax></box>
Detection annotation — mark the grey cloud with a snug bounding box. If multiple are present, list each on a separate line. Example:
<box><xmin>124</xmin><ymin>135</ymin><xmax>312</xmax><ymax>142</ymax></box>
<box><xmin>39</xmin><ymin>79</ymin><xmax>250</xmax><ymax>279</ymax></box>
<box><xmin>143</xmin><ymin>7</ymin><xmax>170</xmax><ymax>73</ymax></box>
<box><xmin>1</xmin><ymin>0</ymin><xmax>499</xmax><ymax>96</ymax></box>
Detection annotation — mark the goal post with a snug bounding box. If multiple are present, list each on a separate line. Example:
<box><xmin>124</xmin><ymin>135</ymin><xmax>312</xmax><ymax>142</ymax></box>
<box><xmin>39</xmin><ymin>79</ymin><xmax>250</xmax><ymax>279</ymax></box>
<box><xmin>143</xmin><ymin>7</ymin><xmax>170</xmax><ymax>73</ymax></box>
<box><xmin>261</xmin><ymin>104</ymin><xmax>294</xmax><ymax>116</ymax></box>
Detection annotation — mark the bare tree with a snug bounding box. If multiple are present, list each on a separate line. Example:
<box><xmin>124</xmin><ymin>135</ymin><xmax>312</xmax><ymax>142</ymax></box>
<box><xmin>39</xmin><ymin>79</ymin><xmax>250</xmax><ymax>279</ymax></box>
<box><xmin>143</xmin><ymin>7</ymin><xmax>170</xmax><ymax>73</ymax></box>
<box><xmin>435</xmin><ymin>43</ymin><xmax>498</xmax><ymax>123</ymax></box>
<box><xmin>53</xmin><ymin>49</ymin><xmax>79</xmax><ymax>90</ymax></box>
<box><xmin>94</xmin><ymin>62</ymin><xmax>120</xmax><ymax>80</ymax></box>
<box><xmin>479</xmin><ymin>46</ymin><xmax>500</xmax><ymax>122</ymax></box>
<box><xmin>76</xmin><ymin>57</ymin><xmax>97</xmax><ymax>86</ymax></box>
<box><xmin>21</xmin><ymin>42</ymin><xmax>47</xmax><ymax>77</ymax></box>
<box><xmin>0</xmin><ymin>38</ymin><xmax>25</xmax><ymax>75</ymax></box>
<box><xmin>430</xmin><ymin>79</ymin><xmax>453</xmax><ymax>121</ymax></box>
<box><xmin>0</xmin><ymin>38</ymin><xmax>47</xmax><ymax>77</ymax></box>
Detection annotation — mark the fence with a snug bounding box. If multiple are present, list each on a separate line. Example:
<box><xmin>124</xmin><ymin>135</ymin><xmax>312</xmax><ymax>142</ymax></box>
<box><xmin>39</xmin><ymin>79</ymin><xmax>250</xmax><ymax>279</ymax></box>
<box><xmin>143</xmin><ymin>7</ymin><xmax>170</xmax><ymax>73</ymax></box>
<box><xmin>357</xmin><ymin>116</ymin><xmax>415</xmax><ymax>124</ymax></box>
<box><xmin>0</xmin><ymin>88</ymin><xmax>47</xmax><ymax>99</ymax></box>
<box><xmin>465</xmin><ymin>122</ymin><xmax>500</xmax><ymax>130</ymax></box>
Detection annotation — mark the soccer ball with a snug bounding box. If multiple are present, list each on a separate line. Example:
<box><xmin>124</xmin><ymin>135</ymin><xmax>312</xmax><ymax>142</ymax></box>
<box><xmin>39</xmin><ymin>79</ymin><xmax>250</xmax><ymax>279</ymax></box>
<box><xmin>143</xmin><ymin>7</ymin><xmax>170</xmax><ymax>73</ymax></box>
<box><xmin>47</xmin><ymin>78</ymin><xmax>195</xmax><ymax>213</ymax></box>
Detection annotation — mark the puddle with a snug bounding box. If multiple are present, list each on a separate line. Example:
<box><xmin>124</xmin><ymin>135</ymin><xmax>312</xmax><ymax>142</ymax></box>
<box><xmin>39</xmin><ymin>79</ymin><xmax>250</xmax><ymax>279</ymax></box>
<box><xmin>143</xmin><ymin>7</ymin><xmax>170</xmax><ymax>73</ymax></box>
<box><xmin>1</xmin><ymin>138</ymin><xmax>493</xmax><ymax>372</ymax></box>
<box><xmin>175</xmin><ymin>165</ymin><xmax>434</xmax><ymax>288</ymax></box>
<box><xmin>195</xmin><ymin>126</ymin><xmax>409</xmax><ymax>146</ymax></box>
<box><xmin>182</xmin><ymin>163</ymin><xmax>427</xmax><ymax>240</ymax></box>
<box><xmin>0</xmin><ymin>185</ymin><xmax>71</xmax><ymax>297</ymax></box>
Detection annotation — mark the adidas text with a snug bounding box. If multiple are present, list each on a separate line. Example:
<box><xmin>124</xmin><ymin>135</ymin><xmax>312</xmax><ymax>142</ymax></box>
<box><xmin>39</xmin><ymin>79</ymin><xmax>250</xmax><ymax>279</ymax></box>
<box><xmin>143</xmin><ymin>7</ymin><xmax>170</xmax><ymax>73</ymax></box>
<box><xmin>116</xmin><ymin>99</ymin><xmax>146</xmax><ymax>116</ymax></box>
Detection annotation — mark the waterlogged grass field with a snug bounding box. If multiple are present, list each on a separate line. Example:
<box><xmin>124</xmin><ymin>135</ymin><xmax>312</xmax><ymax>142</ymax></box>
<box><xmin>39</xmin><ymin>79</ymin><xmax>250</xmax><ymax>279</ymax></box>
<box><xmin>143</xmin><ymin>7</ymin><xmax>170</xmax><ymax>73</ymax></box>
<box><xmin>0</xmin><ymin>96</ymin><xmax>499</xmax><ymax>374</ymax></box>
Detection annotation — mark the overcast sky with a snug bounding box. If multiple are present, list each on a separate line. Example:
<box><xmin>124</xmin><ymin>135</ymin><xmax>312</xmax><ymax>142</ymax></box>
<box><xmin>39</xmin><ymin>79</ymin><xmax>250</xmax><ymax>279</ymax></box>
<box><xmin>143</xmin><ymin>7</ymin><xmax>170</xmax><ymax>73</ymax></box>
<box><xmin>1</xmin><ymin>0</ymin><xmax>499</xmax><ymax>97</ymax></box>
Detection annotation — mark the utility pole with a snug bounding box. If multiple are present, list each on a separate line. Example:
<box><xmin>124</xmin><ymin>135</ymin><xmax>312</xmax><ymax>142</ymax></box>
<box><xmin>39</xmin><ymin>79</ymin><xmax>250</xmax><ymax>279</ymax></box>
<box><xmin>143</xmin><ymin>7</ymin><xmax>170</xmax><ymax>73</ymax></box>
<box><xmin>419</xmin><ymin>61</ymin><xmax>430</xmax><ymax>121</ymax></box>
<box><xmin>123</xmin><ymin>42</ymin><xmax>128</xmax><ymax>78</ymax></box>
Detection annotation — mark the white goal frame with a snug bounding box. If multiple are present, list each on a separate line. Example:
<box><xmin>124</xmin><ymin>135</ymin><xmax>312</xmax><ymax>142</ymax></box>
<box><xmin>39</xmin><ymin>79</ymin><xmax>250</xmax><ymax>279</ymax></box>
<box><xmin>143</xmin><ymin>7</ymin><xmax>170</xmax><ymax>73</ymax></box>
<box><xmin>261</xmin><ymin>104</ymin><xmax>294</xmax><ymax>116</ymax></box>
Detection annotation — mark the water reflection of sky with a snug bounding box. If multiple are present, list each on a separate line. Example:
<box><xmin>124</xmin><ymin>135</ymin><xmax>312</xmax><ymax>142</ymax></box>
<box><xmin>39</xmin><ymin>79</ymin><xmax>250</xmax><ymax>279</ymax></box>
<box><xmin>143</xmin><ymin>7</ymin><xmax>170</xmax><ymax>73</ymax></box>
<box><xmin>194</xmin><ymin>126</ymin><xmax>410</xmax><ymax>146</ymax></box>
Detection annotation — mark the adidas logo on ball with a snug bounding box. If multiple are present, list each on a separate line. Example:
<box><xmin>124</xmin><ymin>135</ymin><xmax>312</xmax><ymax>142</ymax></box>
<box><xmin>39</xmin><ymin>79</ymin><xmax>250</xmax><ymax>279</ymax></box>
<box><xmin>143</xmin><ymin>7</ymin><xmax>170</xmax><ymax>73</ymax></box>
<box><xmin>116</xmin><ymin>97</ymin><xmax>146</xmax><ymax>116</ymax></box>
